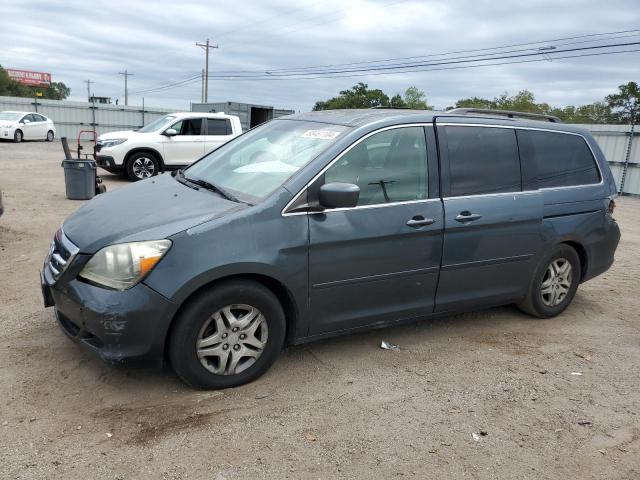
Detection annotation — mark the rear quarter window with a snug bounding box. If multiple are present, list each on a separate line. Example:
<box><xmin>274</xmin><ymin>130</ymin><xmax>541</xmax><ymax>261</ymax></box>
<box><xmin>517</xmin><ymin>130</ymin><xmax>601</xmax><ymax>189</ymax></box>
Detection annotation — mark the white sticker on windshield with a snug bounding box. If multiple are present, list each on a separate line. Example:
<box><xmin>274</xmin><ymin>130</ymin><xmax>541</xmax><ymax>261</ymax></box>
<box><xmin>302</xmin><ymin>129</ymin><xmax>341</xmax><ymax>140</ymax></box>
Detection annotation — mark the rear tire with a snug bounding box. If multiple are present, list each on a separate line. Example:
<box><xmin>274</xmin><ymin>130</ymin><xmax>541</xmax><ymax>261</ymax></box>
<box><xmin>517</xmin><ymin>244</ymin><xmax>581</xmax><ymax>318</ymax></box>
<box><xmin>46</xmin><ymin>130</ymin><xmax>54</xmax><ymax>142</ymax></box>
<box><xmin>169</xmin><ymin>280</ymin><xmax>286</xmax><ymax>389</ymax></box>
<box><xmin>13</xmin><ymin>130</ymin><xmax>23</xmax><ymax>143</ymax></box>
<box><xmin>126</xmin><ymin>152</ymin><xmax>160</xmax><ymax>181</ymax></box>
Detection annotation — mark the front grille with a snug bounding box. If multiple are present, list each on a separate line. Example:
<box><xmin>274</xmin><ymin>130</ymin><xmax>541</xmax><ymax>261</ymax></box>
<box><xmin>47</xmin><ymin>229</ymin><xmax>79</xmax><ymax>282</ymax></box>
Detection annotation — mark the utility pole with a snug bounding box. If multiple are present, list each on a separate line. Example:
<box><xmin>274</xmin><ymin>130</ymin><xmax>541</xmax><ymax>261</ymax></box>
<box><xmin>201</xmin><ymin>68</ymin><xmax>205</xmax><ymax>103</ymax></box>
<box><xmin>84</xmin><ymin>79</ymin><xmax>93</xmax><ymax>102</ymax></box>
<box><xmin>196</xmin><ymin>39</ymin><xmax>218</xmax><ymax>103</ymax></box>
<box><xmin>118</xmin><ymin>70</ymin><xmax>133</xmax><ymax>106</ymax></box>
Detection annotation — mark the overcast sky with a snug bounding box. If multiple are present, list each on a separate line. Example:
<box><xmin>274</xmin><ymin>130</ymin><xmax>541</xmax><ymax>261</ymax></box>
<box><xmin>1</xmin><ymin>0</ymin><xmax>639</xmax><ymax>111</ymax></box>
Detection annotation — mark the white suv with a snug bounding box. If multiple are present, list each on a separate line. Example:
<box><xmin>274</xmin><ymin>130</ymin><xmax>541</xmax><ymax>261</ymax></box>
<box><xmin>95</xmin><ymin>112</ymin><xmax>242</xmax><ymax>181</ymax></box>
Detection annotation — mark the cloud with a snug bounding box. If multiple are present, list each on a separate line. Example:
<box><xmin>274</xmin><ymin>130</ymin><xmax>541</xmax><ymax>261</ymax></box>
<box><xmin>1</xmin><ymin>0</ymin><xmax>639</xmax><ymax>111</ymax></box>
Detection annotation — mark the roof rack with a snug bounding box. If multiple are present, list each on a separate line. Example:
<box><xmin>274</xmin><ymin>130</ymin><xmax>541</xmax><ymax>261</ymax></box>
<box><xmin>446</xmin><ymin>108</ymin><xmax>562</xmax><ymax>123</ymax></box>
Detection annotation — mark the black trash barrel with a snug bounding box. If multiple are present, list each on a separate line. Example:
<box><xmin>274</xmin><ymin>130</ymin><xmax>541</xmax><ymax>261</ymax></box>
<box><xmin>61</xmin><ymin>159</ymin><xmax>97</xmax><ymax>200</ymax></box>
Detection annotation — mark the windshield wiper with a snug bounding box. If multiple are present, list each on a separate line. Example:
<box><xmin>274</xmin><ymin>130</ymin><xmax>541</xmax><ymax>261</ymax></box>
<box><xmin>184</xmin><ymin>174</ymin><xmax>248</xmax><ymax>204</ymax></box>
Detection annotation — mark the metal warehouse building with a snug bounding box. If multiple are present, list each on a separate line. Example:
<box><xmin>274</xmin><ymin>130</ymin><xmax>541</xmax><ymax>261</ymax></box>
<box><xmin>191</xmin><ymin>101</ymin><xmax>294</xmax><ymax>131</ymax></box>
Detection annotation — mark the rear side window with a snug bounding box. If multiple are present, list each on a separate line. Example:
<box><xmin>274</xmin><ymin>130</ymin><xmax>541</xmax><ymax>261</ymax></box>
<box><xmin>207</xmin><ymin>118</ymin><xmax>231</xmax><ymax>135</ymax></box>
<box><xmin>445</xmin><ymin>126</ymin><xmax>521</xmax><ymax>197</ymax></box>
<box><xmin>517</xmin><ymin>130</ymin><xmax>600</xmax><ymax>189</ymax></box>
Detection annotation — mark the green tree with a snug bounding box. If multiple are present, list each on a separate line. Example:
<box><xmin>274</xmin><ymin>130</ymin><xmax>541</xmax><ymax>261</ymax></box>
<box><xmin>0</xmin><ymin>64</ymin><xmax>28</xmax><ymax>97</ymax></box>
<box><xmin>606</xmin><ymin>81</ymin><xmax>640</xmax><ymax>124</ymax></box>
<box><xmin>402</xmin><ymin>86</ymin><xmax>432</xmax><ymax>109</ymax></box>
<box><xmin>313</xmin><ymin>82</ymin><xmax>391</xmax><ymax>110</ymax></box>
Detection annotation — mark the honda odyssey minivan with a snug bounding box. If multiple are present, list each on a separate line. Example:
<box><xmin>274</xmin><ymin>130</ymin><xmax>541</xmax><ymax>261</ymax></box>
<box><xmin>41</xmin><ymin>108</ymin><xmax>620</xmax><ymax>389</ymax></box>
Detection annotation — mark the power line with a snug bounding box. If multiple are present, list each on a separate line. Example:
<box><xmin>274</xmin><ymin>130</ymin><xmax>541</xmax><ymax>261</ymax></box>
<box><xmin>203</xmin><ymin>41</ymin><xmax>640</xmax><ymax>79</ymax></box>
<box><xmin>224</xmin><ymin>29</ymin><xmax>640</xmax><ymax>75</ymax></box>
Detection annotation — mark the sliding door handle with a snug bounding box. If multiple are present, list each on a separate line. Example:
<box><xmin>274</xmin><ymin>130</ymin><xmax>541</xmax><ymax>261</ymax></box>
<box><xmin>406</xmin><ymin>216</ymin><xmax>435</xmax><ymax>228</ymax></box>
<box><xmin>455</xmin><ymin>211</ymin><xmax>482</xmax><ymax>222</ymax></box>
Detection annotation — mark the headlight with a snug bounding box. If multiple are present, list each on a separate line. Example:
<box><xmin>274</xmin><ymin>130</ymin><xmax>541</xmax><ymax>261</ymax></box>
<box><xmin>99</xmin><ymin>138</ymin><xmax>127</xmax><ymax>149</ymax></box>
<box><xmin>79</xmin><ymin>240</ymin><xmax>171</xmax><ymax>290</ymax></box>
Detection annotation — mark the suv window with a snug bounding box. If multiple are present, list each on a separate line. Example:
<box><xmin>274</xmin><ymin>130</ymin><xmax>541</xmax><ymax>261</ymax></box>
<box><xmin>170</xmin><ymin>118</ymin><xmax>203</xmax><ymax>136</ymax></box>
<box><xmin>445</xmin><ymin>126</ymin><xmax>521</xmax><ymax>197</ymax></box>
<box><xmin>207</xmin><ymin>118</ymin><xmax>231</xmax><ymax>135</ymax></box>
<box><xmin>324</xmin><ymin>126</ymin><xmax>428</xmax><ymax>206</ymax></box>
<box><xmin>517</xmin><ymin>130</ymin><xmax>601</xmax><ymax>189</ymax></box>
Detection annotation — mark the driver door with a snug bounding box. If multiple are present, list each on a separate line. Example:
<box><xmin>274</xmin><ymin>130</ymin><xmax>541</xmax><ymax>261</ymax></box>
<box><xmin>162</xmin><ymin>117</ymin><xmax>206</xmax><ymax>165</ymax></box>
<box><xmin>307</xmin><ymin>126</ymin><xmax>443</xmax><ymax>335</ymax></box>
<box><xmin>21</xmin><ymin>114</ymin><xmax>38</xmax><ymax>139</ymax></box>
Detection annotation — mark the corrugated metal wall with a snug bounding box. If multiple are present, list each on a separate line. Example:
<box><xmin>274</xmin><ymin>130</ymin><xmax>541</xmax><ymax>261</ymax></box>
<box><xmin>571</xmin><ymin>124</ymin><xmax>639</xmax><ymax>196</ymax></box>
<box><xmin>0</xmin><ymin>96</ymin><xmax>171</xmax><ymax>138</ymax></box>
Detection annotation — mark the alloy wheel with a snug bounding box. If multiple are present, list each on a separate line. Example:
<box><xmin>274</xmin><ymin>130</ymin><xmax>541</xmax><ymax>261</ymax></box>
<box><xmin>196</xmin><ymin>304</ymin><xmax>269</xmax><ymax>375</ymax></box>
<box><xmin>540</xmin><ymin>258</ymin><xmax>572</xmax><ymax>307</ymax></box>
<box><xmin>131</xmin><ymin>157</ymin><xmax>155</xmax><ymax>178</ymax></box>
<box><xmin>15</xmin><ymin>131</ymin><xmax>22</xmax><ymax>142</ymax></box>
<box><xmin>47</xmin><ymin>131</ymin><xmax>54</xmax><ymax>141</ymax></box>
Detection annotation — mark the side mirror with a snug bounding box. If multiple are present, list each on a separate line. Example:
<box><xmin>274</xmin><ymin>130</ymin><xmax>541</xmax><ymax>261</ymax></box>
<box><xmin>164</xmin><ymin>128</ymin><xmax>178</xmax><ymax>137</ymax></box>
<box><xmin>319</xmin><ymin>182</ymin><xmax>360</xmax><ymax>209</ymax></box>
<box><xmin>23</xmin><ymin>119</ymin><xmax>31</xmax><ymax>124</ymax></box>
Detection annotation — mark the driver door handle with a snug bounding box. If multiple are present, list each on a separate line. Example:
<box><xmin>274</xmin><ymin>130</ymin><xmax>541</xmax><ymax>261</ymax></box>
<box><xmin>455</xmin><ymin>211</ymin><xmax>482</xmax><ymax>222</ymax></box>
<box><xmin>406</xmin><ymin>216</ymin><xmax>435</xmax><ymax>228</ymax></box>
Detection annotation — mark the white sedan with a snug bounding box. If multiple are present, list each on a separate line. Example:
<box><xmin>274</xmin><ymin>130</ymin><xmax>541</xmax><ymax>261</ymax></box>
<box><xmin>0</xmin><ymin>111</ymin><xmax>57</xmax><ymax>143</ymax></box>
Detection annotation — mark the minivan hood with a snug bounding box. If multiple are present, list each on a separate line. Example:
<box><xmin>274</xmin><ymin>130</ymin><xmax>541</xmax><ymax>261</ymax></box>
<box><xmin>63</xmin><ymin>174</ymin><xmax>242</xmax><ymax>253</ymax></box>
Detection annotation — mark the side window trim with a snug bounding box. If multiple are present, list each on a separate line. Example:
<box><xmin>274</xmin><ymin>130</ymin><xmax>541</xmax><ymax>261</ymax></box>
<box><xmin>283</xmin><ymin>123</ymin><xmax>432</xmax><ymax>215</ymax></box>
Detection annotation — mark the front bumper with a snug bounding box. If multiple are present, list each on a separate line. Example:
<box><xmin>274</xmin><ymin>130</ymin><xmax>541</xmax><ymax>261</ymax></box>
<box><xmin>41</xmin><ymin>260</ymin><xmax>177</xmax><ymax>365</ymax></box>
<box><xmin>0</xmin><ymin>127</ymin><xmax>14</xmax><ymax>139</ymax></box>
<box><xmin>95</xmin><ymin>155</ymin><xmax>122</xmax><ymax>172</ymax></box>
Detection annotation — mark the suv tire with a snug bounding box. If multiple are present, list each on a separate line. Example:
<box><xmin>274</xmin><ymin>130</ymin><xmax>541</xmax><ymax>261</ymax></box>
<box><xmin>126</xmin><ymin>152</ymin><xmax>160</xmax><ymax>181</ymax></box>
<box><xmin>517</xmin><ymin>244</ymin><xmax>581</xmax><ymax>318</ymax></box>
<box><xmin>169</xmin><ymin>280</ymin><xmax>286</xmax><ymax>389</ymax></box>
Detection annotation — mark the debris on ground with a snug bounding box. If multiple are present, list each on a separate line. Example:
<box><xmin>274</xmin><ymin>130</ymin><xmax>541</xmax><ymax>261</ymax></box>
<box><xmin>570</xmin><ymin>372</ymin><xmax>583</xmax><ymax>376</ymax></box>
<box><xmin>577</xmin><ymin>420</ymin><xmax>592</xmax><ymax>426</ymax></box>
<box><xmin>573</xmin><ymin>352</ymin><xmax>592</xmax><ymax>361</ymax></box>
<box><xmin>105</xmin><ymin>432</ymin><xmax>113</xmax><ymax>438</ymax></box>
<box><xmin>255</xmin><ymin>393</ymin><xmax>269</xmax><ymax>399</ymax></box>
<box><xmin>380</xmin><ymin>340</ymin><xmax>400</xmax><ymax>350</ymax></box>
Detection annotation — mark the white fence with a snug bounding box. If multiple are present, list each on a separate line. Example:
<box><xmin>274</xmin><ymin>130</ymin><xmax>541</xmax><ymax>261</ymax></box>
<box><xmin>572</xmin><ymin>124</ymin><xmax>639</xmax><ymax>196</ymax></box>
<box><xmin>0</xmin><ymin>95</ymin><xmax>171</xmax><ymax>139</ymax></box>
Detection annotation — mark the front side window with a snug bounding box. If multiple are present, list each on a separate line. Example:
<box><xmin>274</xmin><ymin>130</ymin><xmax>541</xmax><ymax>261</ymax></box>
<box><xmin>445</xmin><ymin>126</ymin><xmax>521</xmax><ymax>197</ymax></box>
<box><xmin>324</xmin><ymin>126</ymin><xmax>428</xmax><ymax>206</ymax></box>
<box><xmin>517</xmin><ymin>130</ymin><xmax>600</xmax><ymax>189</ymax></box>
<box><xmin>171</xmin><ymin>118</ymin><xmax>203</xmax><ymax>136</ymax></box>
<box><xmin>207</xmin><ymin>118</ymin><xmax>231</xmax><ymax>135</ymax></box>
<box><xmin>186</xmin><ymin>120</ymin><xmax>348</xmax><ymax>202</ymax></box>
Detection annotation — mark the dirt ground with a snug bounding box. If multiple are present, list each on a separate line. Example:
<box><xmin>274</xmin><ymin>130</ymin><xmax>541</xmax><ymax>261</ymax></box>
<box><xmin>0</xmin><ymin>140</ymin><xmax>639</xmax><ymax>480</ymax></box>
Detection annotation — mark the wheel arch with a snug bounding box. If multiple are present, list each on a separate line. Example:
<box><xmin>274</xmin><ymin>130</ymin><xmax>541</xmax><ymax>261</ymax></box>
<box><xmin>560</xmin><ymin>240</ymin><xmax>588</xmax><ymax>282</ymax></box>
<box><xmin>162</xmin><ymin>273</ymin><xmax>300</xmax><ymax>361</ymax></box>
<box><xmin>124</xmin><ymin>147</ymin><xmax>166</xmax><ymax>172</ymax></box>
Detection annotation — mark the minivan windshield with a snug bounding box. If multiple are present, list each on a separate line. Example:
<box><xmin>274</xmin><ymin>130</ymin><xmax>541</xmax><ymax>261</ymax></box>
<box><xmin>0</xmin><ymin>112</ymin><xmax>23</xmax><ymax>121</ymax></box>
<box><xmin>185</xmin><ymin>120</ymin><xmax>349</xmax><ymax>202</ymax></box>
<box><xmin>138</xmin><ymin>115</ymin><xmax>177</xmax><ymax>133</ymax></box>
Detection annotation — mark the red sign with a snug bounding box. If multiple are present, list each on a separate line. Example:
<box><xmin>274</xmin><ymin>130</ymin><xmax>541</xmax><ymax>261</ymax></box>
<box><xmin>6</xmin><ymin>69</ymin><xmax>51</xmax><ymax>87</ymax></box>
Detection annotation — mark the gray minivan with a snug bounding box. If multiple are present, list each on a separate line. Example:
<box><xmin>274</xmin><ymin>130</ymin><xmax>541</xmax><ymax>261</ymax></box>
<box><xmin>41</xmin><ymin>108</ymin><xmax>620</xmax><ymax>389</ymax></box>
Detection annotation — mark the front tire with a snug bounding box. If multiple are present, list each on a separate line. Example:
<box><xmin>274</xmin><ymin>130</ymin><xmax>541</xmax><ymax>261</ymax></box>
<box><xmin>46</xmin><ymin>130</ymin><xmax>54</xmax><ymax>142</ymax></box>
<box><xmin>169</xmin><ymin>280</ymin><xmax>286</xmax><ymax>389</ymax></box>
<box><xmin>13</xmin><ymin>130</ymin><xmax>23</xmax><ymax>143</ymax></box>
<box><xmin>517</xmin><ymin>244</ymin><xmax>581</xmax><ymax>318</ymax></box>
<box><xmin>126</xmin><ymin>152</ymin><xmax>160</xmax><ymax>181</ymax></box>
